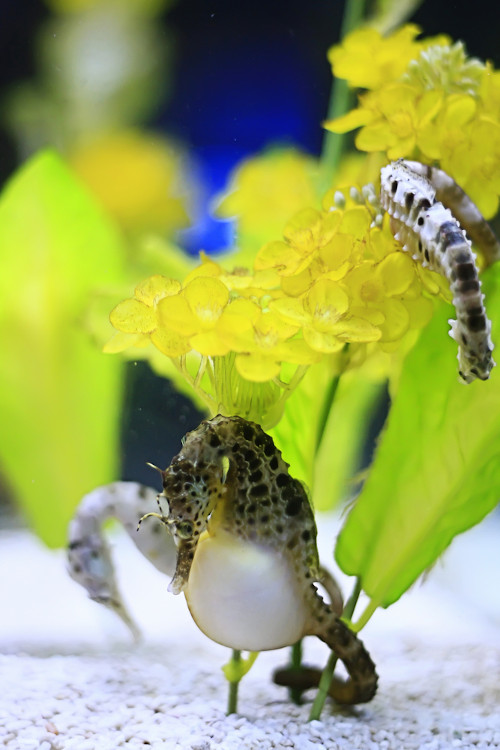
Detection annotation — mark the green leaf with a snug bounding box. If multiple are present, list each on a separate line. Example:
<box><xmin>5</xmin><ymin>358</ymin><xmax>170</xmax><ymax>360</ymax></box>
<box><xmin>335</xmin><ymin>265</ymin><xmax>500</xmax><ymax>613</ymax></box>
<box><xmin>313</xmin><ymin>372</ymin><xmax>384</xmax><ymax>511</ymax></box>
<box><xmin>0</xmin><ymin>150</ymin><xmax>126</xmax><ymax>547</ymax></box>
<box><xmin>222</xmin><ymin>651</ymin><xmax>259</xmax><ymax>683</ymax></box>
<box><xmin>270</xmin><ymin>361</ymin><xmax>336</xmax><ymax>490</ymax></box>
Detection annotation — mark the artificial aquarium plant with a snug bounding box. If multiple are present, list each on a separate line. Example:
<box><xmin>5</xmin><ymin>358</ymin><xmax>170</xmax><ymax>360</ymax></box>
<box><xmin>68</xmin><ymin>6</ymin><xmax>500</xmax><ymax>719</ymax></box>
<box><xmin>4</xmin><ymin>0</ymin><xmax>500</xmax><ymax>722</ymax></box>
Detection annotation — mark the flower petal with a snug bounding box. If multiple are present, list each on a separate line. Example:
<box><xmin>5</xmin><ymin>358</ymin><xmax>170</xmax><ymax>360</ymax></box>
<box><xmin>150</xmin><ymin>328</ymin><xmax>191</xmax><ymax>357</ymax></box>
<box><xmin>235</xmin><ymin>353</ymin><xmax>281</xmax><ymax>382</ymax></box>
<box><xmin>110</xmin><ymin>298</ymin><xmax>156</xmax><ymax>333</ymax></box>
<box><xmin>135</xmin><ymin>275</ymin><xmax>181</xmax><ymax>306</ymax></box>
<box><xmin>157</xmin><ymin>294</ymin><xmax>199</xmax><ymax>335</ymax></box>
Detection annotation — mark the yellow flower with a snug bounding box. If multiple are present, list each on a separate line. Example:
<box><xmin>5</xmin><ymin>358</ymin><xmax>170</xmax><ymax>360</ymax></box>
<box><xmin>327</xmin><ymin>24</ymin><xmax>425</xmax><ymax>90</ymax></box>
<box><xmin>424</xmin><ymin>116</ymin><xmax>500</xmax><ymax>219</ymax></box>
<box><xmin>271</xmin><ymin>277</ymin><xmax>381</xmax><ymax>354</ymax></box>
<box><xmin>213</xmin><ymin>148</ymin><xmax>320</xmax><ymax>260</ymax></box>
<box><xmin>106</xmin><ymin>274</ymin><xmax>190</xmax><ymax>356</ymax></box>
<box><xmin>255</xmin><ymin>204</ymin><xmax>371</xmax><ymax>282</ymax></box>
<box><xmin>325</xmin><ymin>27</ymin><xmax>500</xmax><ymax>218</ymax></box>
<box><xmin>217</xmin><ymin>304</ymin><xmax>318</xmax><ymax>381</ymax></box>
<box><xmin>69</xmin><ymin>131</ymin><xmax>190</xmax><ymax>234</ymax></box>
<box><xmin>328</xmin><ymin>83</ymin><xmax>443</xmax><ymax>160</ymax></box>
<box><xmin>106</xmin><ymin>188</ymin><xmax>448</xmax><ymax>425</ymax></box>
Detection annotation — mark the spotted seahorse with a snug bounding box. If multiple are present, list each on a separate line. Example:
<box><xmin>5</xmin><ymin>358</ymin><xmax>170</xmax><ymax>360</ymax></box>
<box><xmin>380</xmin><ymin>159</ymin><xmax>496</xmax><ymax>383</ymax></box>
<box><xmin>154</xmin><ymin>414</ymin><xmax>378</xmax><ymax>705</ymax></box>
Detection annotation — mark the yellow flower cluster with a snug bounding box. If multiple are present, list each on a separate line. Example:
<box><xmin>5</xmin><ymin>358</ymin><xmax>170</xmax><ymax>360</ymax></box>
<box><xmin>325</xmin><ymin>26</ymin><xmax>500</xmax><ymax>217</ymax></box>
<box><xmin>255</xmin><ymin>195</ymin><xmax>445</xmax><ymax>354</ymax></box>
<box><xmin>106</xmin><ymin>262</ymin><xmax>319</xmax><ymax>384</ymax></box>
<box><xmin>107</xmin><ymin>194</ymin><xmax>447</xmax><ymax>389</ymax></box>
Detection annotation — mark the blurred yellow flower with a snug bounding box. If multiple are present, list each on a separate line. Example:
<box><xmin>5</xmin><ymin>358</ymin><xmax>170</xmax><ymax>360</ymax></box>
<box><xmin>69</xmin><ymin>130</ymin><xmax>190</xmax><ymax>234</ymax></box>
<box><xmin>327</xmin><ymin>24</ymin><xmax>425</xmax><ymax>90</ymax></box>
<box><xmin>213</xmin><ymin>148</ymin><xmax>320</xmax><ymax>260</ymax></box>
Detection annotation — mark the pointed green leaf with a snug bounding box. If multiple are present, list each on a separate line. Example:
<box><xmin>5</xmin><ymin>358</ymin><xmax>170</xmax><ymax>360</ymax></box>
<box><xmin>270</xmin><ymin>361</ymin><xmax>336</xmax><ymax>490</ymax></box>
<box><xmin>313</xmin><ymin>373</ymin><xmax>384</xmax><ymax>511</ymax></box>
<box><xmin>0</xmin><ymin>151</ymin><xmax>126</xmax><ymax>547</ymax></box>
<box><xmin>335</xmin><ymin>265</ymin><xmax>500</xmax><ymax>611</ymax></box>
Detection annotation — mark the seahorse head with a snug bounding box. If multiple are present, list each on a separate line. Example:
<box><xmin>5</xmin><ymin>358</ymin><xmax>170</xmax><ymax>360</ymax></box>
<box><xmin>161</xmin><ymin>448</ymin><xmax>226</xmax><ymax>594</ymax></box>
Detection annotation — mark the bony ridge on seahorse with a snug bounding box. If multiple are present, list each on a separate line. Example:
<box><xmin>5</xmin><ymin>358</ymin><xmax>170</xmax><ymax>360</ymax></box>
<box><xmin>147</xmin><ymin>414</ymin><xmax>378</xmax><ymax>706</ymax></box>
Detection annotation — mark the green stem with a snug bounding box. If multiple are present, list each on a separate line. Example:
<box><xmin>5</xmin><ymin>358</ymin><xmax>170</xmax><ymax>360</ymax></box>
<box><xmin>226</xmin><ymin>649</ymin><xmax>241</xmax><ymax>715</ymax></box>
<box><xmin>289</xmin><ymin>640</ymin><xmax>304</xmax><ymax>705</ymax></box>
<box><xmin>308</xmin><ymin>576</ymin><xmax>363</xmax><ymax>721</ymax></box>
<box><xmin>308</xmin><ymin>651</ymin><xmax>338</xmax><ymax>721</ymax></box>
<box><xmin>353</xmin><ymin>596</ymin><xmax>378</xmax><ymax>632</ymax></box>
<box><xmin>343</xmin><ymin>576</ymin><xmax>362</xmax><ymax>621</ymax></box>
<box><xmin>320</xmin><ymin>0</ymin><xmax>368</xmax><ymax>188</ymax></box>
<box><xmin>315</xmin><ymin>373</ymin><xmax>341</xmax><ymax>453</ymax></box>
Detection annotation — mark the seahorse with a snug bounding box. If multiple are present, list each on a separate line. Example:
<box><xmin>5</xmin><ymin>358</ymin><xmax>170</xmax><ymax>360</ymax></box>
<box><xmin>380</xmin><ymin>159</ymin><xmax>496</xmax><ymax>384</ymax></box>
<box><xmin>154</xmin><ymin>414</ymin><xmax>378</xmax><ymax>705</ymax></box>
<box><xmin>67</xmin><ymin>481</ymin><xmax>177</xmax><ymax>638</ymax></box>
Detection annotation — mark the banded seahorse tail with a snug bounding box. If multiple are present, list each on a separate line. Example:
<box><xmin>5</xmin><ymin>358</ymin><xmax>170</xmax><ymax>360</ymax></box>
<box><xmin>310</xmin><ymin>596</ymin><xmax>378</xmax><ymax>704</ymax></box>
<box><xmin>273</xmin><ymin>664</ymin><xmax>373</xmax><ymax>703</ymax></box>
<box><xmin>380</xmin><ymin>160</ymin><xmax>495</xmax><ymax>382</ymax></box>
<box><xmin>405</xmin><ymin>160</ymin><xmax>500</xmax><ymax>267</ymax></box>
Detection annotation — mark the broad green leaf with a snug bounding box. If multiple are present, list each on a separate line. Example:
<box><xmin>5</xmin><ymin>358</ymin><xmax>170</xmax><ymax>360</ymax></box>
<box><xmin>335</xmin><ymin>265</ymin><xmax>500</xmax><ymax>612</ymax></box>
<box><xmin>0</xmin><ymin>151</ymin><xmax>126</xmax><ymax>547</ymax></box>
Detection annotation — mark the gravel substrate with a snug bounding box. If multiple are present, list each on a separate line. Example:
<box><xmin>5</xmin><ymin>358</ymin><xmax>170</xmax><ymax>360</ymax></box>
<box><xmin>1</xmin><ymin>515</ymin><xmax>500</xmax><ymax>749</ymax></box>
<box><xmin>2</xmin><ymin>642</ymin><xmax>500</xmax><ymax>750</ymax></box>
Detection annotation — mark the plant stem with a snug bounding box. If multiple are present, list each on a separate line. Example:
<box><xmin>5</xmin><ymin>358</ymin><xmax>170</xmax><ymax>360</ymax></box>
<box><xmin>288</xmin><ymin>639</ymin><xmax>304</xmax><ymax>705</ymax></box>
<box><xmin>226</xmin><ymin>649</ymin><xmax>241</xmax><ymax>715</ymax></box>
<box><xmin>320</xmin><ymin>0</ymin><xmax>368</xmax><ymax>188</ymax></box>
<box><xmin>308</xmin><ymin>577</ymin><xmax>362</xmax><ymax>721</ymax></box>
<box><xmin>353</xmin><ymin>597</ymin><xmax>378</xmax><ymax>632</ymax></box>
<box><xmin>308</xmin><ymin>651</ymin><xmax>338</xmax><ymax>721</ymax></box>
<box><xmin>315</xmin><ymin>373</ymin><xmax>341</xmax><ymax>454</ymax></box>
<box><xmin>343</xmin><ymin>576</ymin><xmax>362</xmax><ymax>621</ymax></box>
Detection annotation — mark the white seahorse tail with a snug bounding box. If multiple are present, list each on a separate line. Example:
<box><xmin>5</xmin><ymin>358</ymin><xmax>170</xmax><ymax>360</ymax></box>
<box><xmin>67</xmin><ymin>481</ymin><xmax>177</xmax><ymax>636</ymax></box>
<box><xmin>380</xmin><ymin>160</ymin><xmax>495</xmax><ymax>383</ymax></box>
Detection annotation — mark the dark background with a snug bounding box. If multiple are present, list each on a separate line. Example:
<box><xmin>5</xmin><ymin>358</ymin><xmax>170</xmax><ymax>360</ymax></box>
<box><xmin>1</xmin><ymin>0</ymin><xmax>498</xmax><ymax>488</ymax></box>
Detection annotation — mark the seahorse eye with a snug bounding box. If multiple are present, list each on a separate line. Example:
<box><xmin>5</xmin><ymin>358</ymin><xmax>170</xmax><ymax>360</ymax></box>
<box><xmin>176</xmin><ymin>520</ymin><xmax>194</xmax><ymax>539</ymax></box>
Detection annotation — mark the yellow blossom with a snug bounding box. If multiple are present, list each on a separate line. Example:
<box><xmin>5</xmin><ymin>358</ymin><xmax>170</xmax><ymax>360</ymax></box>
<box><xmin>106</xmin><ymin>183</ymin><xmax>450</xmax><ymax>425</ymax></box>
<box><xmin>217</xmin><ymin>305</ymin><xmax>318</xmax><ymax>381</ymax></box>
<box><xmin>328</xmin><ymin>83</ymin><xmax>443</xmax><ymax>160</ymax></box>
<box><xmin>324</xmin><ymin>27</ymin><xmax>500</xmax><ymax>220</ymax></box>
<box><xmin>213</xmin><ymin>148</ymin><xmax>320</xmax><ymax>260</ymax></box>
<box><xmin>107</xmin><ymin>274</ymin><xmax>190</xmax><ymax>356</ymax></box>
<box><xmin>69</xmin><ymin>130</ymin><xmax>190</xmax><ymax>234</ymax></box>
<box><xmin>327</xmin><ymin>24</ymin><xmax>425</xmax><ymax>90</ymax></box>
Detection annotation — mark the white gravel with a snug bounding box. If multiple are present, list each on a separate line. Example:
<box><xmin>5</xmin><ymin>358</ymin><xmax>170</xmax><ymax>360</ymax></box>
<box><xmin>1</xmin><ymin>512</ymin><xmax>500</xmax><ymax>749</ymax></box>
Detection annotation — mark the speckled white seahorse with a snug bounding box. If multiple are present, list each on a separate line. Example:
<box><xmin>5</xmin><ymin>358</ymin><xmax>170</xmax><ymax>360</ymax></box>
<box><xmin>67</xmin><ymin>481</ymin><xmax>177</xmax><ymax>638</ymax></box>
<box><xmin>380</xmin><ymin>159</ymin><xmax>497</xmax><ymax>383</ymax></box>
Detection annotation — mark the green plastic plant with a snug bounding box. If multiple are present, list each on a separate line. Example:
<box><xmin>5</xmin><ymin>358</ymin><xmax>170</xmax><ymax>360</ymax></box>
<box><xmin>0</xmin><ymin>152</ymin><xmax>126</xmax><ymax>546</ymax></box>
<box><xmin>3</xmin><ymin>0</ymin><xmax>500</xmax><ymax>722</ymax></box>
